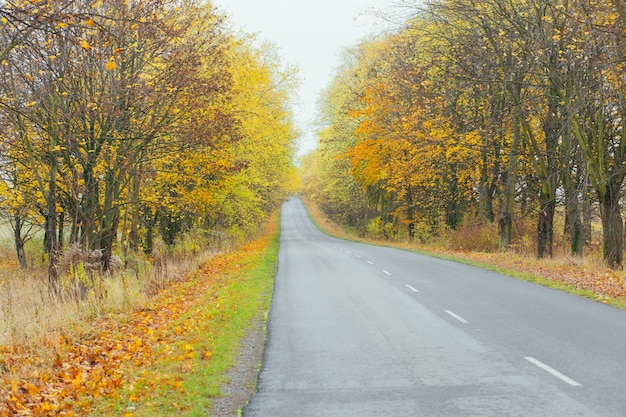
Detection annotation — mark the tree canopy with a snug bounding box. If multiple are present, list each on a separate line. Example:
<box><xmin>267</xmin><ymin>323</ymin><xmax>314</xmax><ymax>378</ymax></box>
<box><xmin>304</xmin><ymin>0</ymin><xmax>626</xmax><ymax>268</ymax></box>
<box><xmin>0</xmin><ymin>0</ymin><xmax>299</xmax><ymax>288</ymax></box>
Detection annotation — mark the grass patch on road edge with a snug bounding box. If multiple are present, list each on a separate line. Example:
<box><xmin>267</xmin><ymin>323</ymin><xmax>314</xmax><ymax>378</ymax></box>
<box><xmin>89</xmin><ymin>218</ymin><xmax>278</xmax><ymax>417</ymax></box>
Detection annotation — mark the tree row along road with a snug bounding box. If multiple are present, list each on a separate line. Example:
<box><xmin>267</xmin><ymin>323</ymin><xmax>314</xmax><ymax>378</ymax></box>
<box><xmin>244</xmin><ymin>198</ymin><xmax>626</xmax><ymax>417</ymax></box>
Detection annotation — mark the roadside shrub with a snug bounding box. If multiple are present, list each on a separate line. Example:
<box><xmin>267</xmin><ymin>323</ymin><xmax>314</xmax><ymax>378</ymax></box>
<box><xmin>447</xmin><ymin>216</ymin><xmax>500</xmax><ymax>252</ymax></box>
<box><xmin>365</xmin><ymin>217</ymin><xmax>397</xmax><ymax>240</ymax></box>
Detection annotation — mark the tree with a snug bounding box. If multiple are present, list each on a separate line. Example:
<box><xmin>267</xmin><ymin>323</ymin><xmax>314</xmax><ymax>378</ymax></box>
<box><xmin>0</xmin><ymin>0</ymin><xmax>299</xmax><ymax>290</ymax></box>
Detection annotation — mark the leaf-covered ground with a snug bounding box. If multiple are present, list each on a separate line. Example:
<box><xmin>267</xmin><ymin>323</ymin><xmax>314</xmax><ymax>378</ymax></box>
<box><xmin>1</xmin><ymin>218</ymin><xmax>278</xmax><ymax>417</ymax></box>
<box><xmin>437</xmin><ymin>249</ymin><xmax>626</xmax><ymax>305</ymax></box>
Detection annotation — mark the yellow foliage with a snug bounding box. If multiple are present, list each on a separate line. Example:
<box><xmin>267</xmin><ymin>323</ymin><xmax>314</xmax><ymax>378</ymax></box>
<box><xmin>79</xmin><ymin>39</ymin><xmax>91</xmax><ymax>50</ymax></box>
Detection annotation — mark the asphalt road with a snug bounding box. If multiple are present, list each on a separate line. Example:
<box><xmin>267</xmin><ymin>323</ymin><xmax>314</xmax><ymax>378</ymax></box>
<box><xmin>243</xmin><ymin>198</ymin><xmax>626</xmax><ymax>416</ymax></box>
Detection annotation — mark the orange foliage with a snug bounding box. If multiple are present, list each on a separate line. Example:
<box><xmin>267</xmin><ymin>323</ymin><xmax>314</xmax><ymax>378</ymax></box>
<box><xmin>0</xmin><ymin>218</ymin><xmax>276</xmax><ymax>416</ymax></box>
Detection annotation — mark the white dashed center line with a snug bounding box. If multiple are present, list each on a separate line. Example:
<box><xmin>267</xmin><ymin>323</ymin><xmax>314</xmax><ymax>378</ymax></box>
<box><xmin>444</xmin><ymin>310</ymin><xmax>469</xmax><ymax>324</ymax></box>
<box><xmin>524</xmin><ymin>357</ymin><xmax>582</xmax><ymax>387</ymax></box>
<box><xmin>356</xmin><ymin>255</ymin><xmax>361</xmax><ymax>258</ymax></box>
<box><xmin>367</xmin><ymin>261</ymin><xmax>374</xmax><ymax>265</ymax></box>
<box><xmin>382</xmin><ymin>270</ymin><xmax>391</xmax><ymax>276</ymax></box>
<box><xmin>405</xmin><ymin>284</ymin><xmax>419</xmax><ymax>293</ymax></box>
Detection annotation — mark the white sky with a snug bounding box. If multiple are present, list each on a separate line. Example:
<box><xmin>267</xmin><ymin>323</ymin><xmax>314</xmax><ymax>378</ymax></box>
<box><xmin>212</xmin><ymin>0</ymin><xmax>398</xmax><ymax>155</ymax></box>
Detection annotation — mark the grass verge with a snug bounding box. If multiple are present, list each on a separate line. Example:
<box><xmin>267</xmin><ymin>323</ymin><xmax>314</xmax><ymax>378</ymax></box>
<box><xmin>0</xmin><ymin>215</ymin><xmax>279</xmax><ymax>416</ymax></box>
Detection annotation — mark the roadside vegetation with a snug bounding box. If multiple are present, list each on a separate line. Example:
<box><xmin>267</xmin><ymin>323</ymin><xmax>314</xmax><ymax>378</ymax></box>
<box><xmin>302</xmin><ymin>0</ymin><xmax>626</xmax><ymax>270</ymax></box>
<box><xmin>0</xmin><ymin>215</ymin><xmax>279</xmax><ymax>416</ymax></box>
<box><xmin>0</xmin><ymin>1</ymin><xmax>295</xmax><ymax>415</ymax></box>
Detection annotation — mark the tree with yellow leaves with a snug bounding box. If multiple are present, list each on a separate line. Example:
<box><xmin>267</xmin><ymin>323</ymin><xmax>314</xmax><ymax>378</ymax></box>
<box><xmin>0</xmin><ymin>0</ymin><xmax>299</xmax><ymax>292</ymax></box>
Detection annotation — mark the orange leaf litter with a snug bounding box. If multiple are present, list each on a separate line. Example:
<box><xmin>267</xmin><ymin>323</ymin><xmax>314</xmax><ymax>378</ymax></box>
<box><xmin>1</xmin><ymin>232</ymin><xmax>271</xmax><ymax>417</ymax></box>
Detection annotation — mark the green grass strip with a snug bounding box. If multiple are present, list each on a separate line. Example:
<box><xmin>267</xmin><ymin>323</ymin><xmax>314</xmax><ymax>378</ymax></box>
<box><xmin>88</xmin><ymin>223</ymin><xmax>279</xmax><ymax>416</ymax></box>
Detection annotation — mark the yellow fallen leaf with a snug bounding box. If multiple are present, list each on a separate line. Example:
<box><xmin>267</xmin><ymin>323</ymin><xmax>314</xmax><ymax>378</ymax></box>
<box><xmin>41</xmin><ymin>401</ymin><xmax>56</xmax><ymax>412</ymax></box>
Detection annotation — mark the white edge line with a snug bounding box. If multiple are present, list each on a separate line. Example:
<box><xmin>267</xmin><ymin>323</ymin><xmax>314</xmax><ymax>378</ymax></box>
<box><xmin>524</xmin><ymin>357</ymin><xmax>582</xmax><ymax>387</ymax></box>
<box><xmin>382</xmin><ymin>270</ymin><xmax>392</xmax><ymax>276</ymax></box>
<box><xmin>405</xmin><ymin>284</ymin><xmax>419</xmax><ymax>293</ymax></box>
<box><xmin>444</xmin><ymin>310</ymin><xmax>469</xmax><ymax>324</ymax></box>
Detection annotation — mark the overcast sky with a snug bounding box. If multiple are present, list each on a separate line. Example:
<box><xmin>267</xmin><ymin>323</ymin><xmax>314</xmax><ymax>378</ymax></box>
<box><xmin>212</xmin><ymin>0</ymin><xmax>398</xmax><ymax>155</ymax></box>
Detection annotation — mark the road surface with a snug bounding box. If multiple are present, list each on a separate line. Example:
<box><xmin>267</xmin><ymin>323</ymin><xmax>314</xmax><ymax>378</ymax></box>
<box><xmin>243</xmin><ymin>198</ymin><xmax>626</xmax><ymax>416</ymax></box>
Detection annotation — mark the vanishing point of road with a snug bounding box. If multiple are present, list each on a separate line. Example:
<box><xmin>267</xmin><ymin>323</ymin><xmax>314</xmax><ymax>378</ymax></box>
<box><xmin>244</xmin><ymin>198</ymin><xmax>626</xmax><ymax>416</ymax></box>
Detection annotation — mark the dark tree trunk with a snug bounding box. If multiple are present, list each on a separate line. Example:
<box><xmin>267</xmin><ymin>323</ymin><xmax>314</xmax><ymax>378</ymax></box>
<box><xmin>406</xmin><ymin>188</ymin><xmax>415</xmax><ymax>241</ymax></box>
<box><xmin>144</xmin><ymin>210</ymin><xmax>157</xmax><ymax>254</ymax></box>
<box><xmin>601</xmin><ymin>190</ymin><xmax>623</xmax><ymax>269</ymax></box>
<box><xmin>13</xmin><ymin>215</ymin><xmax>27</xmax><ymax>269</ymax></box>
<box><xmin>582</xmin><ymin>183</ymin><xmax>593</xmax><ymax>247</ymax></box>
<box><xmin>498</xmin><ymin>213</ymin><xmax>512</xmax><ymax>249</ymax></box>
<box><xmin>537</xmin><ymin>189</ymin><xmax>555</xmax><ymax>258</ymax></box>
<box><xmin>536</xmin><ymin>55</ymin><xmax>561</xmax><ymax>258</ymax></box>
<box><xmin>99</xmin><ymin>171</ymin><xmax>122</xmax><ymax>271</ymax></box>
<box><xmin>563</xmin><ymin>187</ymin><xmax>584</xmax><ymax>256</ymax></box>
<box><xmin>500</xmin><ymin>80</ymin><xmax>523</xmax><ymax>249</ymax></box>
<box><xmin>46</xmin><ymin>170</ymin><xmax>60</xmax><ymax>295</ymax></box>
<box><xmin>479</xmin><ymin>145</ymin><xmax>495</xmax><ymax>222</ymax></box>
<box><xmin>570</xmin><ymin>213</ymin><xmax>584</xmax><ymax>256</ymax></box>
<box><xmin>445</xmin><ymin>168</ymin><xmax>462</xmax><ymax>230</ymax></box>
<box><xmin>81</xmin><ymin>162</ymin><xmax>98</xmax><ymax>250</ymax></box>
<box><xmin>57</xmin><ymin>205</ymin><xmax>65</xmax><ymax>250</ymax></box>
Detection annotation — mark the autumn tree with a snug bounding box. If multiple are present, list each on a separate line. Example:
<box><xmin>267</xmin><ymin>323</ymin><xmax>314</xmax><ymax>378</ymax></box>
<box><xmin>0</xmin><ymin>0</ymin><xmax>299</xmax><ymax>290</ymax></box>
<box><xmin>569</xmin><ymin>1</ymin><xmax>626</xmax><ymax>268</ymax></box>
<box><xmin>311</xmin><ymin>0</ymin><xmax>626</xmax><ymax>268</ymax></box>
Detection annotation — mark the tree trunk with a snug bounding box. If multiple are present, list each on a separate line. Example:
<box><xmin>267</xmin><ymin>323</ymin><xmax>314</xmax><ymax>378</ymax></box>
<box><xmin>57</xmin><ymin>205</ymin><xmax>65</xmax><ymax>250</ymax></box>
<box><xmin>144</xmin><ymin>210</ymin><xmax>157</xmax><ymax>254</ymax></box>
<box><xmin>479</xmin><ymin>145</ymin><xmax>495</xmax><ymax>222</ymax></box>
<box><xmin>500</xmin><ymin>81</ymin><xmax>522</xmax><ymax>249</ymax></box>
<box><xmin>81</xmin><ymin>163</ymin><xmax>98</xmax><ymax>250</ymax></box>
<box><xmin>13</xmin><ymin>215</ymin><xmax>27</xmax><ymax>269</ymax></box>
<box><xmin>445</xmin><ymin>167</ymin><xmax>462</xmax><ymax>230</ymax></box>
<box><xmin>601</xmin><ymin>190</ymin><xmax>623</xmax><ymax>269</ymax></box>
<box><xmin>537</xmin><ymin>77</ymin><xmax>560</xmax><ymax>258</ymax></box>
<box><xmin>406</xmin><ymin>188</ymin><xmax>415</xmax><ymax>241</ymax></box>
<box><xmin>537</xmin><ymin>185</ymin><xmax>555</xmax><ymax>258</ymax></box>
<box><xmin>582</xmin><ymin>181</ymin><xmax>593</xmax><ymax>247</ymax></box>
<box><xmin>100</xmin><ymin>170</ymin><xmax>122</xmax><ymax>271</ymax></box>
<box><xmin>46</xmin><ymin>166</ymin><xmax>60</xmax><ymax>295</ymax></box>
<box><xmin>563</xmin><ymin>186</ymin><xmax>584</xmax><ymax>256</ymax></box>
<box><xmin>570</xmin><ymin>212</ymin><xmax>584</xmax><ymax>256</ymax></box>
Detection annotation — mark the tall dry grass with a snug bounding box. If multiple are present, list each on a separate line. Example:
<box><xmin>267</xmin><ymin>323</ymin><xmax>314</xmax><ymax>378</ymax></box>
<box><xmin>0</xmin><ymin>230</ymin><xmax>235</xmax><ymax>347</ymax></box>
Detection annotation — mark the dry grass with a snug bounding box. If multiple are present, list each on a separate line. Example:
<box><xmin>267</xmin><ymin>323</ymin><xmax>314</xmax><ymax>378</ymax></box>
<box><xmin>0</xmin><ymin>233</ymin><xmax>225</xmax><ymax>347</ymax></box>
<box><xmin>0</xmin><ymin>217</ymin><xmax>280</xmax><ymax>416</ymax></box>
<box><xmin>0</xmin><ymin>258</ymin><xmax>147</xmax><ymax>347</ymax></box>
